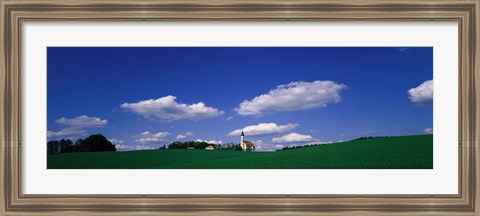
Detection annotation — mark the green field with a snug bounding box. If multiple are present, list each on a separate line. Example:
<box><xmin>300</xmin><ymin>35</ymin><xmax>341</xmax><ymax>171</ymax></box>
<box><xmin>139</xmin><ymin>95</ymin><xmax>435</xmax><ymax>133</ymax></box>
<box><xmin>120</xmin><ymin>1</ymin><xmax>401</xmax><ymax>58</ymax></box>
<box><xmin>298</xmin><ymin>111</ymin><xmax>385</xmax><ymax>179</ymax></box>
<box><xmin>47</xmin><ymin>134</ymin><xmax>433</xmax><ymax>169</ymax></box>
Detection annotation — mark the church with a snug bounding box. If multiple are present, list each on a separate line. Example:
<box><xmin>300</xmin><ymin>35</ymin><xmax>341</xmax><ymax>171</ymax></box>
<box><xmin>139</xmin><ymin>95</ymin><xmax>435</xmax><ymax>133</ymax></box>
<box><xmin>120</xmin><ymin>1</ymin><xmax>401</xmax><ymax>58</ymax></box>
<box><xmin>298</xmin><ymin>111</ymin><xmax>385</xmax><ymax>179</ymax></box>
<box><xmin>240</xmin><ymin>131</ymin><xmax>255</xmax><ymax>152</ymax></box>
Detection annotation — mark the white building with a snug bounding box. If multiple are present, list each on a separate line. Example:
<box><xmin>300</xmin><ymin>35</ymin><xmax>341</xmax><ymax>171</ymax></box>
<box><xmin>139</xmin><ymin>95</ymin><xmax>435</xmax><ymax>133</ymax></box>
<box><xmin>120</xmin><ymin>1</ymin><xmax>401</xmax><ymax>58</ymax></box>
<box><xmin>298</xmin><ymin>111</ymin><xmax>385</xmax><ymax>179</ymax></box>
<box><xmin>240</xmin><ymin>131</ymin><xmax>255</xmax><ymax>152</ymax></box>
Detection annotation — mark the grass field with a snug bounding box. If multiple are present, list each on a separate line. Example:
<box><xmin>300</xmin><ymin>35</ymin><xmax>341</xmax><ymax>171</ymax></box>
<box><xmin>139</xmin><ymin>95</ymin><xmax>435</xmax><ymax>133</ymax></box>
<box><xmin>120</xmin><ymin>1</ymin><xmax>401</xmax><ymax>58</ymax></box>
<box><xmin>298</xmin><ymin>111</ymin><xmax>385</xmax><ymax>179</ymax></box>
<box><xmin>47</xmin><ymin>134</ymin><xmax>433</xmax><ymax>169</ymax></box>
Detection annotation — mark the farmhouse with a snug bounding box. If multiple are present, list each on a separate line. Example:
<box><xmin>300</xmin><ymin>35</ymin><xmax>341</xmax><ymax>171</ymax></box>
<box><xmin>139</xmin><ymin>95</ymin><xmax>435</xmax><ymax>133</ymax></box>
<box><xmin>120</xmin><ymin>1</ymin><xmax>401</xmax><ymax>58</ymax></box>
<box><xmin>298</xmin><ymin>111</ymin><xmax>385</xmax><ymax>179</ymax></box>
<box><xmin>240</xmin><ymin>131</ymin><xmax>255</xmax><ymax>152</ymax></box>
<box><xmin>205</xmin><ymin>145</ymin><xmax>214</xmax><ymax>150</ymax></box>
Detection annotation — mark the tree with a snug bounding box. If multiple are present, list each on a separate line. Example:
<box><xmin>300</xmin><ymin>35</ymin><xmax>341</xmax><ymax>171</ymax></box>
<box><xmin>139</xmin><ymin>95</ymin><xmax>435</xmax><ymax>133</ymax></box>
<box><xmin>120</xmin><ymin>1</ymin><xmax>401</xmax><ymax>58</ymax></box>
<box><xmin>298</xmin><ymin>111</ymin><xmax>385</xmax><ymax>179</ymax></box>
<box><xmin>234</xmin><ymin>144</ymin><xmax>243</xmax><ymax>151</ymax></box>
<box><xmin>75</xmin><ymin>134</ymin><xmax>116</xmax><ymax>152</ymax></box>
<box><xmin>73</xmin><ymin>138</ymin><xmax>84</xmax><ymax>152</ymax></box>
<box><xmin>59</xmin><ymin>139</ymin><xmax>74</xmax><ymax>153</ymax></box>
<box><xmin>168</xmin><ymin>141</ymin><xmax>226</xmax><ymax>149</ymax></box>
<box><xmin>75</xmin><ymin>138</ymin><xmax>84</xmax><ymax>146</ymax></box>
<box><xmin>47</xmin><ymin>140</ymin><xmax>60</xmax><ymax>154</ymax></box>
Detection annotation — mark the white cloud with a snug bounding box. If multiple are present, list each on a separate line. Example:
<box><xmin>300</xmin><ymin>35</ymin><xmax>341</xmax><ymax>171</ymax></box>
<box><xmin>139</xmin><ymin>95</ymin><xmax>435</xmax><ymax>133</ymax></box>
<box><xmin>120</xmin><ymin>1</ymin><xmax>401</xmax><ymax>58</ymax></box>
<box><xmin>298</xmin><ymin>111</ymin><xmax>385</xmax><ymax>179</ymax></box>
<box><xmin>121</xmin><ymin>95</ymin><xmax>224</xmax><ymax>121</ymax></box>
<box><xmin>272</xmin><ymin>132</ymin><xmax>314</xmax><ymax>143</ymax></box>
<box><xmin>47</xmin><ymin>128</ymin><xmax>86</xmax><ymax>140</ymax></box>
<box><xmin>176</xmin><ymin>132</ymin><xmax>194</xmax><ymax>140</ymax></box>
<box><xmin>235</xmin><ymin>80</ymin><xmax>347</xmax><ymax>116</ymax></box>
<box><xmin>56</xmin><ymin>115</ymin><xmax>108</xmax><ymax>128</ymax></box>
<box><xmin>232</xmin><ymin>140</ymin><xmax>275</xmax><ymax>151</ymax></box>
<box><xmin>108</xmin><ymin>138</ymin><xmax>124</xmax><ymax>145</ymax></box>
<box><xmin>249</xmin><ymin>139</ymin><xmax>332</xmax><ymax>152</ymax></box>
<box><xmin>408</xmin><ymin>80</ymin><xmax>433</xmax><ymax>104</ymax></box>
<box><xmin>226</xmin><ymin>116</ymin><xmax>234</xmax><ymax>121</ymax></box>
<box><xmin>251</xmin><ymin>140</ymin><xmax>270</xmax><ymax>151</ymax></box>
<box><xmin>424</xmin><ymin>128</ymin><xmax>433</xmax><ymax>134</ymax></box>
<box><xmin>196</xmin><ymin>139</ymin><xmax>223</xmax><ymax>145</ymax></box>
<box><xmin>305</xmin><ymin>141</ymin><xmax>333</xmax><ymax>145</ymax></box>
<box><xmin>135</xmin><ymin>131</ymin><xmax>170</xmax><ymax>144</ymax></box>
<box><xmin>362</xmin><ymin>130</ymin><xmax>375</xmax><ymax>136</ymax></box>
<box><xmin>227</xmin><ymin>122</ymin><xmax>298</xmax><ymax>137</ymax></box>
<box><xmin>115</xmin><ymin>144</ymin><xmax>156</xmax><ymax>151</ymax></box>
<box><xmin>340</xmin><ymin>131</ymin><xmax>376</xmax><ymax>138</ymax></box>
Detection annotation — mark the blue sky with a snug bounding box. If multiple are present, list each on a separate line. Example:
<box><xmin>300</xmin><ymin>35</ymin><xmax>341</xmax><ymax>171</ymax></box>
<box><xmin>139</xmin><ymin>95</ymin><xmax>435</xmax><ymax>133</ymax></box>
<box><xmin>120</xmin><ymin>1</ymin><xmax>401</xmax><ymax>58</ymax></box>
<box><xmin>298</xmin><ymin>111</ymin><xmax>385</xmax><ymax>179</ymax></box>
<box><xmin>47</xmin><ymin>47</ymin><xmax>433</xmax><ymax>151</ymax></box>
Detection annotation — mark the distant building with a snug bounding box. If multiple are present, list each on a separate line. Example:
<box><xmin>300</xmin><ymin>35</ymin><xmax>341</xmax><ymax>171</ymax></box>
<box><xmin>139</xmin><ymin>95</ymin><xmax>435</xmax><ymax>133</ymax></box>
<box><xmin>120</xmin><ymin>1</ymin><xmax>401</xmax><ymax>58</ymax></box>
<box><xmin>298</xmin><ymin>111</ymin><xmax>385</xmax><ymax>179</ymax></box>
<box><xmin>187</xmin><ymin>147</ymin><xmax>195</xmax><ymax>150</ymax></box>
<box><xmin>240</xmin><ymin>131</ymin><xmax>255</xmax><ymax>152</ymax></box>
<box><xmin>205</xmin><ymin>145</ymin><xmax>214</xmax><ymax>150</ymax></box>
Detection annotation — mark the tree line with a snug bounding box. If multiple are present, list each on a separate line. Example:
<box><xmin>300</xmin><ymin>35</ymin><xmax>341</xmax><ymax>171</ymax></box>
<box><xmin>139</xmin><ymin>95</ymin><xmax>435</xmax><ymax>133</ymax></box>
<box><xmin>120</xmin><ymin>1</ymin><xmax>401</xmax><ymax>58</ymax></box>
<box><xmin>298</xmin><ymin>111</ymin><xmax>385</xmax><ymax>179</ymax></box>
<box><xmin>165</xmin><ymin>141</ymin><xmax>242</xmax><ymax>150</ymax></box>
<box><xmin>47</xmin><ymin>134</ymin><xmax>116</xmax><ymax>154</ymax></box>
<box><xmin>278</xmin><ymin>136</ymin><xmax>395</xmax><ymax>151</ymax></box>
<box><xmin>279</xmin><ymin>144</ymin><xmax>320</xmax><ymax>151</ymax></box>
<box><xmin>352</xmin><ymin>136</ymin><xmax>392</xmax><ymax>141</ymax></box>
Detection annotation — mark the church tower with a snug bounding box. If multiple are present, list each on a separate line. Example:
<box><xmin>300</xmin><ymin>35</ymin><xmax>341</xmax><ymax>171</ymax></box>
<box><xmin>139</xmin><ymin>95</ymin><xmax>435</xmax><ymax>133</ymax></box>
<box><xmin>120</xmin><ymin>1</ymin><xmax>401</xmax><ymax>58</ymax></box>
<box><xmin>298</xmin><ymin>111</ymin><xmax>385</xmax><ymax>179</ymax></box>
<box><xmin>240</xmin><ymin>131</ymin><xmax>245</xmax><ymax>151</ymax></box>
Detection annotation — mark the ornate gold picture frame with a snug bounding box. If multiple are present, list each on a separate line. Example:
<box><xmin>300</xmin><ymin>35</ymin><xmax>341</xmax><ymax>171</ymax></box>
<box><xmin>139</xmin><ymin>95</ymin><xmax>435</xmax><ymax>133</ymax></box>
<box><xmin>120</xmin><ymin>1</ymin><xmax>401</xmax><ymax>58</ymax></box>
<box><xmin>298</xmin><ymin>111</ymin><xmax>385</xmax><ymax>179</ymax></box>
<box><xmin>1</xmin><ymin>0</ymin><xmax>479</xmax><ymax>215</ymax></box>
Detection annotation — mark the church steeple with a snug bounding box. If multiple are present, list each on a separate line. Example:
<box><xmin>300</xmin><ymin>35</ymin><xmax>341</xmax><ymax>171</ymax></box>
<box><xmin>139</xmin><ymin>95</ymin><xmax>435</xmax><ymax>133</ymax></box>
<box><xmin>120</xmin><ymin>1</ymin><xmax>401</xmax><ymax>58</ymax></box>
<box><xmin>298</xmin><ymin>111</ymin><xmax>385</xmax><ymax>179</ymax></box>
<box><xmin>240</xmin><ymin>131</ymin><xmax>245</xmax><ymax>151</ymax></box>
<box><xmin>239</xmin><ymin>131</ymin><xmax>254</xmax><ymax>152</ymax></box>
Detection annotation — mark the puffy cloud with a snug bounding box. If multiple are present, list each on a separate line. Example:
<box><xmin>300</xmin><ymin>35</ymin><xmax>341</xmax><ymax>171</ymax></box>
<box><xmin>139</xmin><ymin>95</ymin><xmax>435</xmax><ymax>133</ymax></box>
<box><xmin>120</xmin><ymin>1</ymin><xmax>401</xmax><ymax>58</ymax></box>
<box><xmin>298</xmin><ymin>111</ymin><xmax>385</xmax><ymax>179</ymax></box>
<box><xmin>56</xmin><ymin>115</ymin><xmax>108</xmax><ymax>128</ymax></box>
<box><xmin>121</xmin><ymin>95</ymin><xmax>224</xmax><ymax>121</ymax></box>
<box><xmin>424</xmin><ymin>128</ymin><xmax>433</xmax><ymax>134</ymax></box>
<box><xmin>115</xmin><ymin>144</ymin><xmax>156</xmax><ymax>151</ymax></box>
<box><xmin>176</xmin><ymin>132</ymin><xmax>194</xmax><ymax>140</ymax></box>
<box><xmin>251</xmin><ymin>140</ymin><xmax>268</xmax><ymax>151</ymax></box>
<box><xmin>47</xmin><ymin>128</ymin><xmax>86</xmax><ymax>140</ymax></box>
<box><xmin>135</xmin><ymin>131</ymin><xmax>170</xmax><ymax>144</ymax></box>
<box><xmin>196</xmin><ymin>139</ymin><xmax>223</xmax><ymax>145</ymax></box>
<box><xmin>252</xmin><ymin>139</ymin><xmax>333</xmax><ymax>152</ymax></box>
<box><xmin>236</xmin><ymin>140</ymin><xmax>270</xmax><ymax>151</ymax></box>
<box><xmin>272</xmin><ymin>133</ymin><xmax>314</xmax><ymax>143</ymax></box>
<box><xmin>408</xmin><ymin>80</ymin><xmax>433</xmax><ymax>104</ymax></box>
<box><xmin>227</xmin><ymin>123</ymin><xmax>298</xmax><ymax>137</ymax></box>
<box><xmin>108</xmin><ymin>138</ymin><xmax>124</xmax><ymax>145</ymax></box>
<box><xmin>49</xmin><ymin>115</ymin><xmax>107</xmax><ymax>140</ymax></box>
<box><xmin>111</xmin><ymin>139</ymin><xmax>158</xmax><ymax>151</ymax></box>
<box><xmin>235</xmin><ymin>80</ymin><xmax>347</xmax><ymax>116</ymax></box>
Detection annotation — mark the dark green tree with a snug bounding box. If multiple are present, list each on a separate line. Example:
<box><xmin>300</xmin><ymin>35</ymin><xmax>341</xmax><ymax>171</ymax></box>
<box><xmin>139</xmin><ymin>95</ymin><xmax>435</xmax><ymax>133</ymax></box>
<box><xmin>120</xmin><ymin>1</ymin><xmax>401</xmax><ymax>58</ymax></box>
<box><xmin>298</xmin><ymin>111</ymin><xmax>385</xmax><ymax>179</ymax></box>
<box><xmin>234</xmin><ymin>144</ymin><xmax>243</xmax><ymax>151</ymax></box>
<box><xmin>75</xmin><ymin>138</ymin><xmax>84</xmax><ymax>146</ymax></box>
<box><xmin>59</xmin><ymin>139</ymin><xmax>74</xmax><ymax>153</ymax></box>
<box><xmin>73</xmin><ymin>138</ymin><xmax>84</xmax><ymax>152</ymax></box>
<box><xmin>47</xmin><ymin>140</ymin><xmax>60</xmax><ymax>154</ymax></box>
<box><xmin>75</xmin><ymin>134</ymin><xmax>116</xmax><ymax>152</ymax></box>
